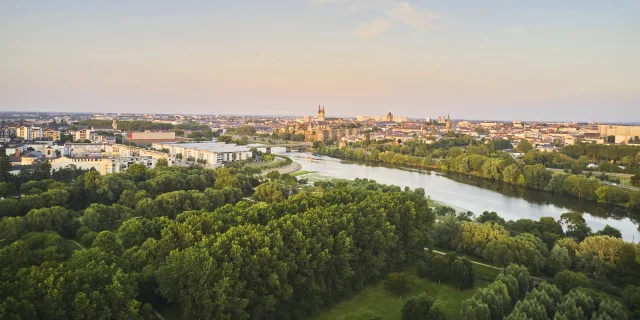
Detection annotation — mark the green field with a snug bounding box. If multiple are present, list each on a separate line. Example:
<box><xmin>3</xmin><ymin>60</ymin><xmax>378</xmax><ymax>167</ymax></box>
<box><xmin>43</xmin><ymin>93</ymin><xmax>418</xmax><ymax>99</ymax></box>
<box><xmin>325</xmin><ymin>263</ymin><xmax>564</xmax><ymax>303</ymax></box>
<box><xmin>311</xmin><ymin>265</ymin><xmax>493</xmax><ymax>320</ymax></box>
<box><xmin>290</xmin><ymin>170</ymin><xmax>315</xmax><ymax>177</ymax></box>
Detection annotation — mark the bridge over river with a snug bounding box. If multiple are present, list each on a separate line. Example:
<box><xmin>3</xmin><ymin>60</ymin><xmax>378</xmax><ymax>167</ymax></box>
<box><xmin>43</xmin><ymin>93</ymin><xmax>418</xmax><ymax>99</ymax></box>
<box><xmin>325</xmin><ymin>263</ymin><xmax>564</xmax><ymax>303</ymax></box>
<box><xmin>255</xmin><ymin>143</ymin><xmax>311</xmax><ymax>154</ymax></box>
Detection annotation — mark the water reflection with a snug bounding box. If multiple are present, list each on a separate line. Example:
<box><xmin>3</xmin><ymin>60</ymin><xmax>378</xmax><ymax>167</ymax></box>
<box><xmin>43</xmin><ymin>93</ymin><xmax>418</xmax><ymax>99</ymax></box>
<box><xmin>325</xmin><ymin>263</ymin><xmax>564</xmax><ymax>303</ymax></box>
<box><xmin>277</xmin><ymin>151</ymin><xmax>640</xmax><ymax>242</ymax></box>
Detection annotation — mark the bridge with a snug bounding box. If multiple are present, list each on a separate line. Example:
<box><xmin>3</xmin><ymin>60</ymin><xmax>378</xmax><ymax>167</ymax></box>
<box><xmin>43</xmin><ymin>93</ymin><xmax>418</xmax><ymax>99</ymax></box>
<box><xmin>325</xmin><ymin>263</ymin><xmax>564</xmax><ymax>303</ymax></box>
<box><xmin>256</xmin><ymin>143</ymin><xmax>312</xmax><ymax>154</ymax></box>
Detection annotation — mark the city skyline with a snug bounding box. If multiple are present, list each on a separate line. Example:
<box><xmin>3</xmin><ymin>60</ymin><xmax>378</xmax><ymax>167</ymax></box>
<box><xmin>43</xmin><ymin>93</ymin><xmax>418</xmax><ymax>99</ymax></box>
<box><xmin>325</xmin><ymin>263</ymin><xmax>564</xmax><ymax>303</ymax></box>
<box><xmin>1</xmin><ymin>0</ymin><xmax>639</xmax><ymax>122</ymax></box>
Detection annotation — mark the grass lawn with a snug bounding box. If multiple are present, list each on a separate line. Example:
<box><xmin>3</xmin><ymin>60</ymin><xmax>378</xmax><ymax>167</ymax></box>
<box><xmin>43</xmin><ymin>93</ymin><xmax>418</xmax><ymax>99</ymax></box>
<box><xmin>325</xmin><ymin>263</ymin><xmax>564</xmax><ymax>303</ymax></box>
<box><xmin>311</xmin><ymin>265</ymin><xmax>491</xmax><ymax>320</ymax></box>
<box><xmin>291</xmin><ymin>170</ymin><xmax>315</xmax><ymax>177</ymax></box>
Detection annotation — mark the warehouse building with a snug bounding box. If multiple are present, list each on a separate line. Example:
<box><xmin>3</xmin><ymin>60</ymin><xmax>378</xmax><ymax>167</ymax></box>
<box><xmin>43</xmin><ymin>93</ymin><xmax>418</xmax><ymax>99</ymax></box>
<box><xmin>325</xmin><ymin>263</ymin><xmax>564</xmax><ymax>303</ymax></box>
<box><xmin>152</xmin><ymin>141</ymin><xmax>252</xmax><ymax>168</ymax></box>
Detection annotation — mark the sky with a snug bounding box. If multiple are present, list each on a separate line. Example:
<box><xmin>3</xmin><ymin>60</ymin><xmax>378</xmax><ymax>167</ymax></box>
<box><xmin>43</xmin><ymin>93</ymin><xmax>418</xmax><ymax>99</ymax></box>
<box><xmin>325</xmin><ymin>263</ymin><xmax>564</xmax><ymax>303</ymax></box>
<box><xmin>1</xmin><ymin>0</ymin><xmax>639</xmax><ymax>122</ymax></box>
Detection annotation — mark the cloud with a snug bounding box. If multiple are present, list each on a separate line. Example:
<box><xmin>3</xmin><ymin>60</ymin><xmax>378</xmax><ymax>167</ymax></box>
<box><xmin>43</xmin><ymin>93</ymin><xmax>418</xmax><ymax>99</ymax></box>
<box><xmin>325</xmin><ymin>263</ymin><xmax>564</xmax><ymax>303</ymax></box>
<box><xmin>313</xmin><ymin>0</ymin><xmax>438</xmax><ymax>36</ymax></box>
<box><xmin>354</xmin><ymin>19</ymin><xmax>391</xmax><ymax>39</ymax></box>
<box><xmin>389</xmin><ymin>2</ymin><xmax>438</xmax><ymax>32</ymax></box>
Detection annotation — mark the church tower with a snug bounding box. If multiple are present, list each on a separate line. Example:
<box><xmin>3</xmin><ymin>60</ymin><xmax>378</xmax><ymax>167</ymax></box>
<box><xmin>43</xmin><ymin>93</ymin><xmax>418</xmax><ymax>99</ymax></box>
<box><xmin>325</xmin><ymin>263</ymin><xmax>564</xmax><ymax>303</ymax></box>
<box><xmin>387</xmin><ymin>112</ymin><xmax>393</xmax><ymax>122</ymax></box>
<box><xmin>318</xmin><ymin>105</ymin><xmax>325</xmax><ymax>121</ymax></box>
<box><xmin>445</xmin><ymin>114</ymin><xmax>451</xmax><ymax>130</ymax></box>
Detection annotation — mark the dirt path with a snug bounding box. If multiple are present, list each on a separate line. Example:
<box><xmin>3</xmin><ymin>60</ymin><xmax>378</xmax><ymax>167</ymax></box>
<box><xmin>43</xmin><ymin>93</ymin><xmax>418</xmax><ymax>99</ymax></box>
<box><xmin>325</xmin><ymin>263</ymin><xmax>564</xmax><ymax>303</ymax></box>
<box><xmin>429</xmin><ymin>248</ymin><xmax>546</xmax><ymax>282</ymax></box>
<box><xmin>429</xmin><ymin>249</ymin><xmax>501</xmax><ymax>270</ymax></box>
<box><xmin>152</xmin><ymin>309</ymin><xmax>167</xmax><ymax>320</ymax></box>
<box><xmin>69</xmin><ymin>240</ymin><xmax>85</xmax><ymax>249</ymax></box>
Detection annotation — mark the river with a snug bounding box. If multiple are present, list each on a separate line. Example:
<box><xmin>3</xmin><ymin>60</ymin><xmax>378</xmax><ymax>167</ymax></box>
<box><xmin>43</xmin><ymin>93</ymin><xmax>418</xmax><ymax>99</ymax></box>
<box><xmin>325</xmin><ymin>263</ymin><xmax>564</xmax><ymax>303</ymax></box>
<box><xmin>266</xmin><ymin>148</ymin><xmax>640</xmax><ymax>242</ymax></box>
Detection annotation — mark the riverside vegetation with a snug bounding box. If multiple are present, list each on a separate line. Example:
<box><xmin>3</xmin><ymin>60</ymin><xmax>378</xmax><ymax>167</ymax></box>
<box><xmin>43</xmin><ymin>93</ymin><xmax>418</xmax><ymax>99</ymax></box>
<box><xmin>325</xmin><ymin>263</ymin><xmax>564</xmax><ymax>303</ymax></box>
<box><xmin>315</xmin><ymin>135</ymin><xmax>640</xmax><ymax>211</ymax></box>
<box><xmin>1</xmin><ymin>144</ymin><xmax>640</xmax><ymax>319</ymax></box>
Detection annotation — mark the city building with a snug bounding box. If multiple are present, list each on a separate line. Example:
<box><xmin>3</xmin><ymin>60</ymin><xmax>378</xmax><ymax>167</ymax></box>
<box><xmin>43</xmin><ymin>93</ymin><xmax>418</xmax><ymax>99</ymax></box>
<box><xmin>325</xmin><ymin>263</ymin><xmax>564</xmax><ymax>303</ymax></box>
<box><xmin>152</xmin><ymin>141</ymin><xmax>252</xmax><ymax>168</ymax></box>
<box><xmin>17</xmin><ymin>126</ymin><xmax>42</xmax><ymax>140</ymax></box>
<box><xmin>126</xmin><ymin>131</ymin><xmax>177</xmax><ymax>146</ymax></box>
<box><xmin>42</xmin><ymin>129</ymin><xmax>61</xmax><ymax>141</ymax></box>
<box><xmin>598</xmin><ymin>125</ymin><xmax>640</xmax><ymax>144</ymax></box>
<box><xmin>317</xmin><ymin>105</ymin><xmax>325</xmax><ymax>121</ymax></box>
<box><xmin>283</xmin><ymin>106</ymin><xmax>361</xmax><ymax>142</ymax></box>
<box><xmin>75</xmin><ymin>129</ymin><xmax>96</xmax><ymax>142</ymax></box>
<box><xmin>50</xmin><ymin>156</ymin><xmax>162</xmax><ymax>175</ymax></box>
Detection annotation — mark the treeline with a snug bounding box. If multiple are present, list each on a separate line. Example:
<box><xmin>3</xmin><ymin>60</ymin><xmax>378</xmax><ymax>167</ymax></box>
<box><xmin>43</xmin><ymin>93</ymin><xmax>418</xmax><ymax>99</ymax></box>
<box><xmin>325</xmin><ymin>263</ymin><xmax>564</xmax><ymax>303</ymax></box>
<box><xmin>459</xmin><ymin>264</ymin><xmax>629</xmax><ymax>319</ymax></box>
<box><xmin>74</xmin><ymin>119</ymin><xmax>209</xmax><ymax>131</ymax></box>
<box><xmin>316</xmin><ymin>143</ymin><xmax>640</xmax><ymax>209</ymax></box>
<box><xmin>0</xmin><ymin>163</ymin><xmax>255</xmax><ymax>218</ymax></box>
<box><xmin>427</xmin><ymin>207</ymin><xmax>640</xmax><ymax>319</ymax></box>
<box><xmin>225</xmin><ymin>125</ymin><xmax>256</xmax><ymax>135</ymax></box>
<box><xmin>431</xmin><ymin>210</ymin><xmax>640</xmax><ymax>286</ymax></box>
<box><xmin>560</xmin><ymin>143</ymin><xmax>640</xmax><ymax>162</ymax></box>
<box><xmin>0</xmin><ymin>171</ymin><xmax>436</xmax><ymax>319</ymax></box>
<box><xmin>418</xmin><ymin>252</ymin><xmax>475</xmax><ymax>290</ymax></box>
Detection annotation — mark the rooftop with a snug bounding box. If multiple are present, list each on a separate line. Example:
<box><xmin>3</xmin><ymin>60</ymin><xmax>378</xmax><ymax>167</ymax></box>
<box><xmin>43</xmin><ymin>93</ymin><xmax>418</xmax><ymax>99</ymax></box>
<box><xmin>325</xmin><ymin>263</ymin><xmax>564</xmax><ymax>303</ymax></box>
<box><xmin>155</xmin><ymin>141</ymin><xmax>251</xmax><ymax>153</ymax></box>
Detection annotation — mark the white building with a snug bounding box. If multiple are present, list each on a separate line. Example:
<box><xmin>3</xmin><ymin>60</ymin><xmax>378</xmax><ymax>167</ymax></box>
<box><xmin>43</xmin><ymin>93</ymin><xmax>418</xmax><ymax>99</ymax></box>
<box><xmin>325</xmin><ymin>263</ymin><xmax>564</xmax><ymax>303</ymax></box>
<box><xmin>50</xmin><ymin>156</ymin><xmax>162</xmax><ymax>175</ymax></box>
<box><xmin>17</xmin><ymin>126</ymin><xmax>43</xmax><ymax>140</ymax></box>
<box><xmin>152</xmin><ymin>142</ymin><xmax>252</xmax><ymax>168</ymax></box>
<box><xmin>74</xmin><ymin>129</ymin><xmax>97</xmax><ymax>142</ymax></box>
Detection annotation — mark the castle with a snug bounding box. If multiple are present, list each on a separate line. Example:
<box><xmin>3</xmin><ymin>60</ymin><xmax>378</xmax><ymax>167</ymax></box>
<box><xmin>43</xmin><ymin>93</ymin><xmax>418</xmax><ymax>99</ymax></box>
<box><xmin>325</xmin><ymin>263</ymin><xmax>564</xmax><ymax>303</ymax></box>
<box><xmin>280</xmin><ymin>105</ymin><xmax>360</xmax><ymax>142</ymax></box>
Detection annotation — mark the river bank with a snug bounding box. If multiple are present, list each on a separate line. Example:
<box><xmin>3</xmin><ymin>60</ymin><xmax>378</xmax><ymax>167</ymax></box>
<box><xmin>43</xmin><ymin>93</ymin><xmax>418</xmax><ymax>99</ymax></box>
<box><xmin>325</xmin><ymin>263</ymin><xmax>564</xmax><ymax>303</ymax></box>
<box><xmin>260</xmin><ymin>160</ymin><xmax>302</xmax><ymax>177</ymax></box>
<box><xmin>279</xmin><ymin>151</ymin><xmax>640</xmax><ymax>241</ymax></box>
<box><xmin>314</xmin><ymin>149</ymin><xmax>640</xmax><ymax>211</ymax></box>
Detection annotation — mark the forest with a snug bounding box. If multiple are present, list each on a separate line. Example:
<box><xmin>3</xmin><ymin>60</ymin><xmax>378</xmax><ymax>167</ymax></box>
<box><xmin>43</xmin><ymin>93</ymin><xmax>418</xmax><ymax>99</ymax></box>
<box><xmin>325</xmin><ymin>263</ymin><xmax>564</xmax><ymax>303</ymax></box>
<box><xmin>2</xmin><ymin>144</ymin><xmax>640</xmax><ymax>319</ymax></box>
<box><xmin>0</xmin><ymin>161</ymin><xmax>434</xmax><ymax>319</ymax></box>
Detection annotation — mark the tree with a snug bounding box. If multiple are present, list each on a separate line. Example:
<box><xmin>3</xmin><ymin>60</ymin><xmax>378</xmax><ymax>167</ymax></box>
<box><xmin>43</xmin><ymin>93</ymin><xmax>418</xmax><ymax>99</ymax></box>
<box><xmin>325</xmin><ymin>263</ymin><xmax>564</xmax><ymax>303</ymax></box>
<box><xmin>575</xmin><ymin>235</ymin><xmax>627</xmax><ymax>280</ymax></box>
<box><xmin>517</xmin><ymin>139</ymin><xmax>533</xmax><ymax>153</ymax></box>
<box><xmin>555</xmin><ymin>288</ymin><xmax>596</xmax><ymax>319</ymax></box>
<box><xmin>632</xmin><ymin>173</ymin><xmax>640</xmax><ymax>187</ymax></box>
<box><xmin>546</xmin><ymin>244</ymin><xmax>572</xmax><ymax>275</ymax></box>
<box><xmin>0</xmin><ymin>145</ymin><xmax>11</xmax><ymax>183</ymax></box>
<box><xmin>553</xmin><ymin>270</ymin><xmax>590</xmax><ymax>294</ymax></box>
<box><xmin>214</xmin><ymin>167</ymin><xmax>239</xmax><ymax>189</ymax></box>
<box><xmin>384</xmin><ymin>272</ymin><xmax>410</xmax><ymax>297</ymax></box>
<box><xmin>428</xmin><ymin>217</ymin><xmax>461</xmax><ymax>250</ymax></box>
<box><xmin>422</xmin><ymin>254</ymin><xmax>450</xmax><ymax>283</ymax></box>
<box><xmin>483</xmin><ymin>232</ymin><xmax>548</xmax><ymax>275</ymax></box>
<box><xmin>595</xmin><ymin>299</ymin><xmax>628</xmax><ymax>320</ymax></box>
<box><xmin>401</xmin><ymin>292</ymin><xmax>437</xmax><ymax>320</ymax></box>
<box><xmin>622</xmin><ymin>285</ymin><xmax>640</xmax><ymax>313</ymax></box>
<box><xmin>253</xmin><ymin>181</ymin><xmax>286</xmax><ymax>203</ymax></box>
<box><xmin>560</xmin><ymin>212</ymin><xmax>592</xmax><ymax>241</ymax></box>
<box><xmin>504</xmin><ymin>264</ymin><xmax>531</xmax><ymax>298</ymax></box>
<box><xmin>265</xmin><ymin>170</ymin><xmax>281</xmax><ymax>181</ymax></box>
<box><xmin>477</xmin><ymin>211</ymin><xmax>505</xmax><ymax>225</ymax></box>
<box><xmin>460</xmin><ymin>298</ymin><xmax>491</xmax><ymax>320</ymax></box>
<box><xmin>156</xmin><ymin>158</ymin><xmax>169</xmax><ymax>167</ymax></box>
<box><xmin>595</xmin><ymin>225</ymin><xmax>622</xmax><ymax>238</ymax></box>
<box><xmin>450</xmin><ymin>258</ymin><xmax>475</xmax><ymax>290</ymax></box>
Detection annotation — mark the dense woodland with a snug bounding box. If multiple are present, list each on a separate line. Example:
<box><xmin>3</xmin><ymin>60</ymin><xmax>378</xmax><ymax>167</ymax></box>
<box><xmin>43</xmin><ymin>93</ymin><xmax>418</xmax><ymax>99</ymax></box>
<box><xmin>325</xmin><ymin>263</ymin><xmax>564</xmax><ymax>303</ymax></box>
<box><xmin>2</xmin><ymin>139</ymin><xmax>640</xmax><ymax>318</ymax></box>
<box><xmin>0</xmin><ymin>160</ymin><xmax>435</xmax><ymax>319</ymax></box>
<box><xmin>73</xmin><ymin>119</ymin><xmax>210</xmax><ymax>132</ymax></box>
<box><xmin>421</xmin><ymin>206</ymin><xmax>640</xmax><ymax>319</ymax></box>
<box><xmin>316</xmin><ymin>138</ymin><xmax>640</xmax><ymax>210</ymax></box>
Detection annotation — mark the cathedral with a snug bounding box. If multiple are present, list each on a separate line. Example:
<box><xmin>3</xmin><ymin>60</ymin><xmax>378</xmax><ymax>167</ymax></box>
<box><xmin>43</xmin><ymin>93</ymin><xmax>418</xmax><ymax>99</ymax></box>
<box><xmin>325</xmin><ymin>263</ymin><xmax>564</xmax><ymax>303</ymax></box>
<box><xmin>280</xmin><ymin>105</ymin><xmax>360</xmax><ymax>142</ymax></box>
